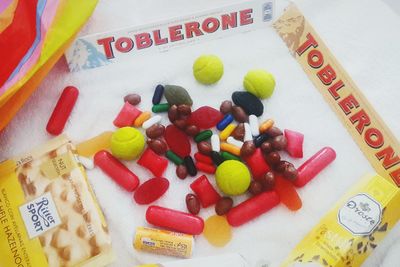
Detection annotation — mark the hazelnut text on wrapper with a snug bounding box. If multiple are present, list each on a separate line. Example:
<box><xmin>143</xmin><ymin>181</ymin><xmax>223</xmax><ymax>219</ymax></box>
<box><xmin>97</xmin><ymin>9</ymin><xmax>254</xmax><ymax>59</ymax></box>
<box><xmin>296</xmin><ymin>33</ymin><xmax>400</xmax><ymax>185</ymax></box>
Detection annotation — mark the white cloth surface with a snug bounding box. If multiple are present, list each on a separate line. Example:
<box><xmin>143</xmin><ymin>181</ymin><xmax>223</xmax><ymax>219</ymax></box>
<box><xmin>1</xmin><ymin>0</ymin><xmax>400</xmax><ymax>266</ymax></box>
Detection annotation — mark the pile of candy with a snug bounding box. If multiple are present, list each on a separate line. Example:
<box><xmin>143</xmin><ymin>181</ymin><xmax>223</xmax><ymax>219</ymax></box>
<box><xmin>46</xmin><ymin>55</ymin><xmax>336</xmax><ymax>251</ymax></box>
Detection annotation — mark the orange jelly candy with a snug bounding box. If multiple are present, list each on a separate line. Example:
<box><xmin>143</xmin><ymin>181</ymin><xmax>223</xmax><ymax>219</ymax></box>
<box><xmin>203</xmin><ymin>215</ymin><xmax>232</xmax><ymax>247</ymax></box>
<box><xmin>274</xmin><ymin>175</ymin><xmax>302</xmax><ymax>211</ymax></box>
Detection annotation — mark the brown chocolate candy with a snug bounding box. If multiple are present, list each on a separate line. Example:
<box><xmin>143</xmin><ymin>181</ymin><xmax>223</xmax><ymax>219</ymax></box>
<box><xmin>248</xmin><ymin>180</ymin><xmax>264</xmax><ymax>195</ymax></box>
<box><xmin>147</xmin><ymin>139</ymin><xmax>167</xmax><ymax>155</ymax></box>
<box><xmin>197</xmin><ymin>141</ymin><xmax>212</xmax><ymax>155</ymax></box>
<box><xmin>145</xmin><ymin>123</ymin><xmax>165</xmax><ymax>139</ymax></box>
<box><xmin>265</xmin><ymin>151</ymin><xmax>281</xmax><ymax>166</ymax></box>
<box><xmin>272</xmin><ymin>135</ymin><xmax>287</xmax><ymax>151</ymax></box>
<box><xmin>220</xmin><ymin>100</ymin><xmax>233</xmax><ymax>114</ymax></box>
<box><xmin>173</xmin><ymin>119</ymin><xmax>187</xmax><ymax>130</ymax></box>
<box><xmin>260</xmin><ymin>141</ymin><xmax>273</xmax><ymax>154</ymax></box>
<box><xmin>266</xmin><ymin>126</ymin><xmax>283</xmax><ymax>137</ymax></box>
<box><xmin>176</xmin><ymin>164</ymin><xmax>188</xmax><ymax>180</ymax></box>
<box><xmin>231</xmin><ymin>105</ymin><xmax>248</xmax><ymax>123</ymax></box>
<box><xmin>231</xmin><ymin>123</ymin><xmax>245</xmax><ymax>141</ymax></box>
<box><xmin>177</xmin><ymin>104</ymin><xmax>191</xmax><ymax>116</ymax></box>
<box><xmin>186</xmin><ymin>194</ymin><xmax>200</xmax><ymax>215</ymax></box>
<box><xmin>240</xmin><ymin>141</ymin><xmax>256</xmax><ymax>158</ymax></box>
<box><xmin>123</xmin><ymin>93</ymin><xmax>141</xmax><ymax>105</ymax></box>
<box><xmin>215</xmin><ymin>197</ymin><xmax>233</xmax><ymax>215</ymax></box>
<box><xmin>168</xmin><ymin>105</ymin><xmax>178</xmax><ymax>122</ymax></box>
<box><xmin>185</xmin><ymin>125</ymin><xmax>200</xmax><ymax>136</ymax></box>
<box><xmin>275</xmin><ymin>160</ymin><xmax>292</xmax><ymax>173</ymax></box>
<box><xmin>260</xmin><ymin>171</ymin><xmax>275</xmax><ymax>190</ymax></box>
<box><xmin>283</xmin><ymin>164</ymin><xmax>298</xmax><ymax>181</ymax></box>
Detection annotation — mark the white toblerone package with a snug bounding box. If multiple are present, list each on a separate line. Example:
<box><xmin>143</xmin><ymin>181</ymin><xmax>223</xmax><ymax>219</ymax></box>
<box><xmin>65</xmin><ymin>0</ymin><xmax>274</xmax><ymax>71</ymax></box>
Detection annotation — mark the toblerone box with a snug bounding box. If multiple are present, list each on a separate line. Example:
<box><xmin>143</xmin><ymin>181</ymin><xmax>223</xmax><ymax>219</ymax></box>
<box><xmin>281</xmin><ymin>174</ymin><xmax>400</xmax><ymax>267</ymax></box>
<box><xmin>0</xmin><ymin>135</ymin><xmax>114</xmax><ymax>267</ymax></box>
<box><xmin>274</xmin><ymin>4</ymin><xmax>400</xmax><ymax>267</ymax></box>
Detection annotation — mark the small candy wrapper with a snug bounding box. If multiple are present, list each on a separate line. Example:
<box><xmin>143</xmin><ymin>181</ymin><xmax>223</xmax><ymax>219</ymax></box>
<box><xmin>0</xmin><ymin>135</ymin><xmax>114</xmax><ymax>267</ymax></box>
<box><xmin>281</xmin><ymin>174</ymin><xmax>400</xmax><ymax>267</ymax></box>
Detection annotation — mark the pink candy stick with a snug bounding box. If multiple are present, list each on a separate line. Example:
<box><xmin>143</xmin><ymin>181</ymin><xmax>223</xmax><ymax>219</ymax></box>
<box><xmin>227</xmin><ymin>191</ymin><xmax>280</xmax><ymax>227</ymax></box>
<box><xmin>294</xmin><ymin>147</ymin><xmax>336</xmax><ymax>187</ymax></box>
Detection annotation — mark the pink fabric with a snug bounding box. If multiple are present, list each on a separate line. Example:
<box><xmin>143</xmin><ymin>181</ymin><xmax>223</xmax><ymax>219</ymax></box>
<box><xmin>0</xmin><ymin>0</ymin><xmax>13</xmax><ymax>14</ymax></box>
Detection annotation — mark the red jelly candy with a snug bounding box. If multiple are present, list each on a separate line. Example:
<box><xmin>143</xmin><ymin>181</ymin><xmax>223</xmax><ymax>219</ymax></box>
<box><xmin>195</xmin><ymin>161</ymin><xmax>216</xmax><ymax>174</ymax></box>
<box><xmin>187</xmin><ymin>106</ymin><xmax>223</xmax><ymax>129</ymax></box>
<box><xmin>190</xmin><ymin>175</ymin><xmax>221</xmax><ymax>208</ymax></box>
<box><xmin>113</xmin><ymin>102</ymin><xmax>142</xmax><ymax>128</ymax></box>
<box><xmin>294</xmin><ymin>147</ymin><xmax>336</xmax><ymax>187</ymax></box>
<box><xmin>134</xmin><ymin>177</ymin><xmax>169</xmax><ymax>205</ymax></box>
<box><xmin>274</xmin><ymin>175</ymin><xmax>302</xmax><ymax>211</ymax></box>
<box><xmin>194</xmin><ymin>152</ymin><xmax>213</xmax><ymax>165</ymax></box>
<box><xmin>284</xmin><ymin>129</ymin><xmax>304</xmax><ymax>158</ymax></box>
<box><xmin>146</xmin><ymin>205</ymin><xmax>204</xmax><ymax>235</ymax></box>
<box><xmin>245</xmin><ymin>148</ymin><xmax>271</xmax><ymax>179</ymax></box>
<box><xmin>164</xmin><ymin>125</ymin><xmax>191</xmax><ymax>158</ymax></box>
<box><xmin>137</xmin><ymin>148</ymin><xmax>168</xmax><ymax>177</ymax></box>
<box><xmin>46</xmin><ymin>86</ymin><xmax>79</xmax><ymax>135</ymax></box>
<box><xmin>227</xmin><ymin>191</ymin><xmax>280</xmax><ymax>227</ymax></box>
<box><xmin>94</xmin><ymin>150</ymin><xmax>140</xmax><ymax>191</ymax></box>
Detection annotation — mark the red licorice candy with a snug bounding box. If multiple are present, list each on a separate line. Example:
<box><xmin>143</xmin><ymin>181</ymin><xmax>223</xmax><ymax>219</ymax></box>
<box><xmin>46</xmin><ymin>86</ymin><xmax>79</xmax><ymax>135</ymax></box>
<box><xmin>194</xmin><ymin>152</ymin><xmax>213</xmax><ymax>165</ymax></box>
<box><xmin>227</xmin><ymin>191</ymin><xmax>280</xmax><ymax>227</ymax></box>
<box><xmin>164</xmin><ymin>125</ymin><xmax>191</xmax><ymax>158</ymax></box>
<box><xmin>146</xmin><ymin>205</ymin><xmax>204</xmax><ymax>235</ymax></box>
<box><xmin>245</xmin><ymin>148</ymin><xmax>271</xmax><ymax>179</ymax></box>
<box><xmin>137</xmin><ymin>148</ymin><xmax>168</xmax><ymax>177</ymax></box>
<box><xmin>275</xmin><ymin>175</ymin><xmax>302</xmax><ymax>211</ymax></box>
<box><xmin>187</xmin><ymin>106</ymin><xmax>223</xmax><ymax>129</ymax></box>
<box><xmin>190</xmin><ymin>175</ymin><xmax>220</xmax><ymax>208</ymax></box>
<box><xmin>133</xmin><ymin>177</ymin><xmax>169</xmax><ymax>205</ymax></box>
<box><xmin>284</xmin><ymin>129</ymin><xmax>304</xmax><ymax>158</ymax></box>
<box><xmin>94</xmin><ymin>150</ymin><xmax>139</xmax><ymax>191</ymax></box>
<box><xmin>195</xmin><ymin>161</ymin><xmax>216</xmax><ymax>174</ymax></box>
<box><xmin>294</xmin><ymin>147</ymin><xmax>336</xmax><ymax>187</ymax></box>
<box><xmin>113</xmin><ymin>102</ymin><xmax>142</xmax><ymax>128</ymax></box>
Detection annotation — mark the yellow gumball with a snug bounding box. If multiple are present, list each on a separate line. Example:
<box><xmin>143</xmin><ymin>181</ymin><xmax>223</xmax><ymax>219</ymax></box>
<box><xmin>243</xmin><ymin>69</ymin><xmax>275</xmax><ymax>99</ymax></box>
<box><xmin>215</xmin><ymin>160</ymin><xmax>251</xmax><ymax>195</ymax></box>
<box><xmin>193</xmin><ymin>55</ymin><xmax>224</xmax><ymax>85</ymax></box>
<box><xmin>111</xmin><ymin>127</ymin><xmax>145</xmax><ymax>160</ymax></box>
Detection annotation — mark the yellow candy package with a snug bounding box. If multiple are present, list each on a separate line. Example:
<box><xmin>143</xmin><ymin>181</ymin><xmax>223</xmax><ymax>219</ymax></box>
<box><xmin>281</xmin><ymin>174</ymin><xmax>400</xmax><ymax>267</ymax></box>
<box><xmin>0</xmin><ymin>135</ymin><xmax>114</xmax><ymax>267</ymax></box>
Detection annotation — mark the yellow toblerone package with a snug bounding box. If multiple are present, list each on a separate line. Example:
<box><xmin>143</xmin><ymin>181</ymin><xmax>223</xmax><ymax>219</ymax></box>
<box><xmin>282</xmin><ymin>174</ymin><xmax>400</xmax><ymax>267</ymax></box>
<box><xmin>0</xmin><ymin>135</ymin><xmax>114</xmax><ymax>267</ymax></box>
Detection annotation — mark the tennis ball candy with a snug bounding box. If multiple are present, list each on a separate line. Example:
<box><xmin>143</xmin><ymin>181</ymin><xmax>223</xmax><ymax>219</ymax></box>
<box><xmin>215</xmin><ymin>160</ymin><xmax>251</xmax><ymax>195</ymax></box>
<box><xmin>111</xmin><ymin>127</ymin><xmax>145</xmax><ymax>160</ymax></box>
<box><xmin>243</xmin><ymin>69</ymin><xmax>275</xmax><ymax>99</ymax></box>
<box><xmin>193</xmin><ymin>55</ymin><xmax>224</xmax><ymax>85</ymax></box>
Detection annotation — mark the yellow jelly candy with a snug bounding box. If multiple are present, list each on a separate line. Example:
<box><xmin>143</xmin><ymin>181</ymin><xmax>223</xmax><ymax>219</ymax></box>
<box><xmin>76</xmin><ymin>131</ymin><xmax>113</xmax><ymax>157</ymax></box>
<box><xmin>203</xmin><ymin>215</ymin><xmax>232</xmax><ymax>247</ymax></box>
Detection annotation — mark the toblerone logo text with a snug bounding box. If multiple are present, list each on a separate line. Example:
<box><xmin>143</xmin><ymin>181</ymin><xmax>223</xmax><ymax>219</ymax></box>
<box><xmin>97</xmin><ymin>9</ymin><xmax>254</xmax><ymax>59</ymax></box>
<box><xmin>295</xmin><ymin>33</ymin><xmax>400</xmax><ymax>186</ymax></box>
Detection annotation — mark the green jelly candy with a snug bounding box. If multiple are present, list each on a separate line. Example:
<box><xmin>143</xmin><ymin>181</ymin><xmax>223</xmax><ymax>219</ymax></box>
<box><xmin>166</xmin><ymin>150</ymin><xmax>184</xmax><ymax>165</ymax></box>
<box><xmin>221</xmin><ymin>151</ymin><xmax>241</xmax><ymax>161</ymax></box>
<box><xmin>152</xmin><ymin>103</ymin><xmax>170</xmax><ymax>113</ymax></box>
<box><xmin>194</xmin><ymin>130</ymin><xmax>213</xmax><ymax>143</ymax></box>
